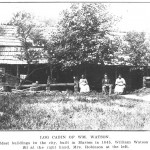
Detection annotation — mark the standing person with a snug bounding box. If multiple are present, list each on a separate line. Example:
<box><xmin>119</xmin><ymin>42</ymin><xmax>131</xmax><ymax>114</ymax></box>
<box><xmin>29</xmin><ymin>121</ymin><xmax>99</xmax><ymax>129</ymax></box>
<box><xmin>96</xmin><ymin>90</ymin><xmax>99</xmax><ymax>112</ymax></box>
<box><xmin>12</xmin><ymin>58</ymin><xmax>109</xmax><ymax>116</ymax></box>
<box><xmin>79</xmin><ymin>75</ymin><xmax>90</xmax><ymax>93</ymax></box>
<box><xmin>73</xmin><ymin>76</ymin><xmax>79</xmax><ymax>93</ymax></box>
<box><xmin>2</xmin><ymin>73</ymin><xmax>6</xmax><ymax>83</ymax></box>
<box><xmin>102</xmin><ymin>74</ymin><xmax>112</xmax><ymax>95</ymax></box>
<box><xmin>114</xmin><ymin>74</ymin><xmax>126</xmax><ymax>95</ymax></box>
<box><xmin>0</xmin><ymin>73</ymin><xmax>6</xmax><ymax>91</ymax></box>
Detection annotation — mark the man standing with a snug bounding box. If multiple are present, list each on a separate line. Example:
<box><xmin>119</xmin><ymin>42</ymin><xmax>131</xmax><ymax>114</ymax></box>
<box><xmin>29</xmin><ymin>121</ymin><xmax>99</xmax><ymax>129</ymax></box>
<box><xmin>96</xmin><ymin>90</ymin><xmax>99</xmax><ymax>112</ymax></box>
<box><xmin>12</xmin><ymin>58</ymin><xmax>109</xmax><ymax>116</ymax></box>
<box><xmin>0</xmin><ymin>73</ymin><xmax>7</xmax><ymax>92</ymax></box>
<box><xmin>102</xmin><ymin>74</ymin><xmax>112</xmax><ymax>95</ymax></box>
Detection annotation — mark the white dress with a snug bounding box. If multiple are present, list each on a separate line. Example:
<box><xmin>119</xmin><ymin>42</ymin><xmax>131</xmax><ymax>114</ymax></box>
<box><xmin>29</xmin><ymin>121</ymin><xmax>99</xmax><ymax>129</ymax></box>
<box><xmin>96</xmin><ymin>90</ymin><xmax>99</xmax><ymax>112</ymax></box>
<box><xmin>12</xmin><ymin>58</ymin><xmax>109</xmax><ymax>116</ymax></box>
<box><xmin>79</xmin><ymin>78</ymin><xmax>90</xmax><ymax>93</ymax></box>
<box><xmin>114</xmin><ymin>78</ymin><xmax>126</xmax><ymax>93</ymax></box>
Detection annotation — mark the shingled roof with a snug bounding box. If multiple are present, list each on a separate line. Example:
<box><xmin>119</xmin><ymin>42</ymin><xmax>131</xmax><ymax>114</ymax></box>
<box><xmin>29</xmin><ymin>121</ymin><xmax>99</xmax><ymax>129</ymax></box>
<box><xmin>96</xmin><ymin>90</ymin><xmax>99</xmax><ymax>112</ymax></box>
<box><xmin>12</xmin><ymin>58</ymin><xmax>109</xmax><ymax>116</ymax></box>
<box><xmin>0</xmin><ymin>25</ymin><xmax>47</xmax><ymax>64</ymax></box>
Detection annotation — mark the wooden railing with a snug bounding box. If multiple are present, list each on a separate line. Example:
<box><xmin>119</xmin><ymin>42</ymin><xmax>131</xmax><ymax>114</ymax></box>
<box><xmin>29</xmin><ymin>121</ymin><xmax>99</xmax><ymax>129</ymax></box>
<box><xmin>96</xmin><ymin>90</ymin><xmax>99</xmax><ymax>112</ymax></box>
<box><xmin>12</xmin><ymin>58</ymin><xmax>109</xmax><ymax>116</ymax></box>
<box><xmin>18</xmin><ymin>76</ymin><xmax>79</xmax><ymax>92</ymax></box>
<box><xmin>0</xmin><ymin>75</ymin><xmax>79</xmax><ymax>92</ymax></box>
<box><xmin>20</xmin><ymin>83</ymin><xmax>74</xmax><ymax>88</ymax></box>
<box><xmin>19</xmin><ymin>82</ymin><xmax>78</xmax><ymax>92</ymax></box>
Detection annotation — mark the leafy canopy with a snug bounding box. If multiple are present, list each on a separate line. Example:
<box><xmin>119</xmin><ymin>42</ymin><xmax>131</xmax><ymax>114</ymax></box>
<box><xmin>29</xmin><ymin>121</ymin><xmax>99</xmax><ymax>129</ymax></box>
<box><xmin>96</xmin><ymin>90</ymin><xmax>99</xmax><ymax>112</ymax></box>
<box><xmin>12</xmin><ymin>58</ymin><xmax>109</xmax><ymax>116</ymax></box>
<box><xmin>122</xmin><ymin>31</ymin><xmax>150</xmax><ymax>66</ymax></box>
<box><xmin>55</xmin><ymin>3</ymin><xmax>119</xmax><ymax>68</ymax></box>
<box><xmin>10</xmin><ymin>11</ymin><xmax>44</xmax><ymax>64</ymax></box>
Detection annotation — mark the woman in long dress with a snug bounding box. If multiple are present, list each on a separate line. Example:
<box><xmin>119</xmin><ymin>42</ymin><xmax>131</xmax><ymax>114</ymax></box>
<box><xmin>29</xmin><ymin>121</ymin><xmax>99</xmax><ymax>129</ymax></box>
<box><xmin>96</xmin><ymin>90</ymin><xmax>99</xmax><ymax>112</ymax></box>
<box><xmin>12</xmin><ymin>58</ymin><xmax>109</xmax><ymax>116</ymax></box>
<box><xmin>79</xmin><ymin>75</ymin><xmax>90</xmax><ymax>93</ymax></box>
<box><xmin>114</xmin><ymin>74</ymin><xmax>126</xmax><ymax>94</ymax></box>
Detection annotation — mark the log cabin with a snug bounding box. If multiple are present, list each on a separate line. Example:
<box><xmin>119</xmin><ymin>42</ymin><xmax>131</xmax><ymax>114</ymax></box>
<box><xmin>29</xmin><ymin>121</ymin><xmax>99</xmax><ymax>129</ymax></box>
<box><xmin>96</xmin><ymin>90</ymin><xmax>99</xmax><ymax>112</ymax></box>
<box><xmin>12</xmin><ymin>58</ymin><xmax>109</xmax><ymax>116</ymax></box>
<box><xmin>0</xmin><ymin>25</ymin><xmax>149</xmax><ymax>91</ymax></box>
<box><xmin>0</xmin><ymin>25</ymin><xmax>47</xmax><ymax>87</ymax></box>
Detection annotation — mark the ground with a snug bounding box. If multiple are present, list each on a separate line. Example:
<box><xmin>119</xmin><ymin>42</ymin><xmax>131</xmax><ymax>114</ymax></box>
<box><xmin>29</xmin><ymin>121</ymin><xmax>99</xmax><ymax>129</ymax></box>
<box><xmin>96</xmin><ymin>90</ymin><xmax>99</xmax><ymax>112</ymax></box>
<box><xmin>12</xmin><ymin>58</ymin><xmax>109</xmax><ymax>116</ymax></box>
<box><xmin>123</xmin><ymin>87</ymin><xmax>150</xmax><ymax>101</ymax></box>
<box><xmin>0</xmin><ymin>89</ymin><xmax>150</xmax><ymax>130</ymax></box>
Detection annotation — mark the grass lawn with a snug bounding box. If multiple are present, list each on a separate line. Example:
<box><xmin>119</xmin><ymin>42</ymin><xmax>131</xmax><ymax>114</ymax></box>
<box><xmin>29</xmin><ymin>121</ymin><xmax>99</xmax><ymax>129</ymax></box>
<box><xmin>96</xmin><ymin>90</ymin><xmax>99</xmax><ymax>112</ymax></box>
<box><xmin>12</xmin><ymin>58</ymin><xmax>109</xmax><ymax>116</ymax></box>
<box><xmin>0</xmin><ymin>91</ymin><xmax>150</xmax><ymax>130</ymax></box>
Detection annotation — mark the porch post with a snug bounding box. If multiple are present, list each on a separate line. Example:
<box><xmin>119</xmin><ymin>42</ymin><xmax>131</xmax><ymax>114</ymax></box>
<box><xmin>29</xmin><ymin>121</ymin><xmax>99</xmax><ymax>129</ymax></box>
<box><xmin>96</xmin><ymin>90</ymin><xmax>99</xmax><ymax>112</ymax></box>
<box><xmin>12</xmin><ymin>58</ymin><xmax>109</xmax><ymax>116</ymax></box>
<box><xmin>73</xmin><ymin>76</ymin><xmax>79</xmax><ymax>92</ymax></box>
<box><xmin>143</xmin><ymin>76</ymin><xmax>146</xmax><ymax>88</ymax></box>
<box><xmin>46</xmin><ymin>75</ymin><xmax>51</xmax><ymax>92</ymax></box>
<box><xmin>115</xmin><ymin>66</ymin><xmax>118</xmax><ymax>79</ymax></box>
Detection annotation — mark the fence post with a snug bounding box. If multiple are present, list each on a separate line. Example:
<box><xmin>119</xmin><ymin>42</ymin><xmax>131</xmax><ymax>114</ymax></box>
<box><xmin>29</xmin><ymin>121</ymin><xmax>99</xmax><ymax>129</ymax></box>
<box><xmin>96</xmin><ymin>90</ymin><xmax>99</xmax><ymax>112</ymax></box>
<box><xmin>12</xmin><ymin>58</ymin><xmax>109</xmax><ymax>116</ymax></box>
<box><xmin>46</xmin><ymin>76</ymin><xmax>51</xmax><ymax>92</ymax></box>
<box><xmin>143</xmin><ymin>76</ymin><xmax>146</xmax><ymax>88</ymax></box>
<box><xmin>73</xmin><ymin>76</ymin><xmax>79</xmax><ymax>92</ymax></box>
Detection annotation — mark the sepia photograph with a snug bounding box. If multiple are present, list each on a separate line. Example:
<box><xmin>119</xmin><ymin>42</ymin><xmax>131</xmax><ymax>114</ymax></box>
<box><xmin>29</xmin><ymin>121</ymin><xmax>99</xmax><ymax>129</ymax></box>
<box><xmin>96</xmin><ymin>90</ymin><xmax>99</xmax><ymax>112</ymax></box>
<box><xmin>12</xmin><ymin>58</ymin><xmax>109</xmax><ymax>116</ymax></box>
<box><xmin>0</xmin><ymin>1</ymin><xmax>150</xmax><ymax>131</ymax></box>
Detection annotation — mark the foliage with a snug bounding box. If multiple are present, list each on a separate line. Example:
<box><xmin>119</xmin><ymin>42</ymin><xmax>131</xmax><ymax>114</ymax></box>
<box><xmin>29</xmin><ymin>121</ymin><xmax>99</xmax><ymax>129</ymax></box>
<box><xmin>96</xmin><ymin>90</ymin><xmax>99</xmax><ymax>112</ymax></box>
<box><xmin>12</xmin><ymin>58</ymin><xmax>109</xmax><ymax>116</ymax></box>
<box><xmin>42</xmin><ymin>29</ymin><xmax>59</xmax><ymax>80</ymax></box>
<box><xmin>8</xmin><ymin>11</ymin><xmax>47</xmax><ymax>84</ymax></box>
<box><xmin>122</xmin><ymin>31</ymin><xmax>150</xmax><ymax>66</ymax></box>
<box><xmin>9</xmin><ymin>11</ymin><xmax>45</xmax><ymax>77</ymax></box>
<box><xmin>53</xmin><ymin>3</ymin><xmax>119</xmax><ymax>68</ymax></box>
<box><xmin>10</xmin><ymin>11</ymin><xmax>44</xmax><ymax>46</ymax></box>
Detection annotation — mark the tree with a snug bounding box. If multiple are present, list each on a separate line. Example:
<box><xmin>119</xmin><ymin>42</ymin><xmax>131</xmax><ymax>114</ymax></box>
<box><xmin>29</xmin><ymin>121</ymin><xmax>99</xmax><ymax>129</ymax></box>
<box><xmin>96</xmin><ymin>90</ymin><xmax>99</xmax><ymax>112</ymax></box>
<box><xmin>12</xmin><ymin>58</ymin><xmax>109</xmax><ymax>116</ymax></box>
<box><xmin>122</xmin><ymin>31</ymin><xmax>150</xmax><ymax>66</ymax></box>
<box><xmin>9</xmin><ymin>11</ymin><xmax>44</xmax><ymax>81</ymax></box>
<box><xmin>54</xmin><ymin>3</ymin><xmax>118</xmax><ymax>69</ymax></box>
<box><xmin>39</xmin><ymin>19</ymin><xmax>60</xmax><ymax>81</ymax></box>
<box><xmin>43</xmin><ymin>32</ymin><xmax>59</xmax><ymax>81</ymax></box>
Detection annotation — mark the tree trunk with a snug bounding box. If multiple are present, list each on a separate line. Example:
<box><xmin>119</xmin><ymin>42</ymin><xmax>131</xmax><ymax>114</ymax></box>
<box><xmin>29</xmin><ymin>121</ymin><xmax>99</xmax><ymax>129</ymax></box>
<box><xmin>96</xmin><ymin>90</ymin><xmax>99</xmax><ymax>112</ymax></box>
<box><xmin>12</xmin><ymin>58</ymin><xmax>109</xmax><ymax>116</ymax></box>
<box><xmin>49</xmin><ymin>63</ymin><xmax>53</xmax><ymax>81</ymax></box>
<box><xmin>21</xmin><ymin>63</ymin><xmax>30</xmax><ymax>84</ymax></box>
<box><xmin>146</xmin><ymin>66</ymin><xmax>148</xmax><ymax>76</ymax></box>
<box><xmin>50</xmin><ymin>68</ymin><xmax>53</xmax><ymax>81</ymax></box>
<box><xmin>115</xmin><ymin>66</ymin><xmax>118</xmax><ymax>79</ymax></box>
<box><xmin>16</xmin><ymin>64</ymin><xmax>20</xmax><ymax>84</ymax></box>
<box><xmin>27</xmin><ymin>63</ymin><xmax>30</xmax><ymax>77</ymax></box>
<box><xmin>84</xmin><ymin>62</ymin><xmax>87</xmax><ymax>76</ymax></box>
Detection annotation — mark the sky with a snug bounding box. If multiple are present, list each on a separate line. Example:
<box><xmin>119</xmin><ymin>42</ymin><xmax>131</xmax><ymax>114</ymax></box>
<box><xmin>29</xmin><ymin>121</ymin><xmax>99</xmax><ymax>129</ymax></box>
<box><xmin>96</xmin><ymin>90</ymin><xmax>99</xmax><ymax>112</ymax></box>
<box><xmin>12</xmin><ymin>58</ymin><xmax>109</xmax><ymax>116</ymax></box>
<box><xmin>0</xmin><ymin>3</ymin><xmax>150</xmax><ymax>33</ymax></box>
<box><xmin>109</xmin><ymin>3</ymin><xmax>150</xmax><ymax>33</ymax></box>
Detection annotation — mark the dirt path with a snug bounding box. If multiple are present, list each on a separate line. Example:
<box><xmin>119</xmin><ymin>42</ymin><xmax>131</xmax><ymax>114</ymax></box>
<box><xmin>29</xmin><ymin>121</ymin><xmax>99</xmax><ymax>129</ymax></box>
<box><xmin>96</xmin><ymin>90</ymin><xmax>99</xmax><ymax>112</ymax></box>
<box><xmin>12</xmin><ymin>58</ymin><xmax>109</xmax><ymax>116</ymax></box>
<box><xmin>122</xmin><ymin>94</ymin><xmax>150</xmax><ymax>101</ymax></box>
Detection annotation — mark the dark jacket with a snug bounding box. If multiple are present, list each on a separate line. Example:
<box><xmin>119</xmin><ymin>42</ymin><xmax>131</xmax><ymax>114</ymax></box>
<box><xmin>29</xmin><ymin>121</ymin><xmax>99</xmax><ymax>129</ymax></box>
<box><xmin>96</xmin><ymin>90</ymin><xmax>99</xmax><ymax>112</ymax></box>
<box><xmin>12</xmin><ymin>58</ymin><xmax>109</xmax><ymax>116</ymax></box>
<box><xmin>102</xmin><ymin>78</ymin><xmax>111</xmax><ymax>86</ymax></box>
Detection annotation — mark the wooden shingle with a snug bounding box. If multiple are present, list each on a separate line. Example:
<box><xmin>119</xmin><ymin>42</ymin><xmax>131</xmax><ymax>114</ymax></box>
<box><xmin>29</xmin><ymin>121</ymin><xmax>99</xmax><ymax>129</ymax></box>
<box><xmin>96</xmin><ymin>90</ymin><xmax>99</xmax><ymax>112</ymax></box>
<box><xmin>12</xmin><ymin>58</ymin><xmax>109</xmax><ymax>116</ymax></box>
<box><xmin>0</xmin><ymin>25</ymin><xmax>47</xmax><ymax>64</ymax></box>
